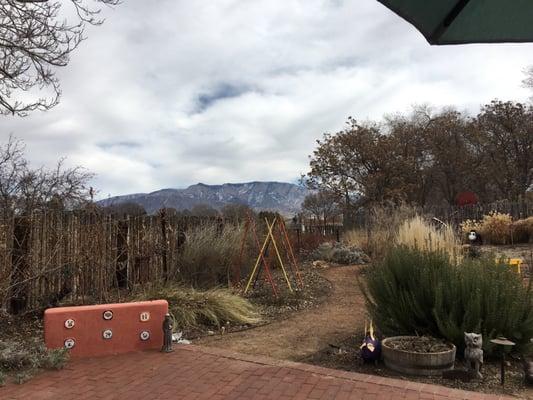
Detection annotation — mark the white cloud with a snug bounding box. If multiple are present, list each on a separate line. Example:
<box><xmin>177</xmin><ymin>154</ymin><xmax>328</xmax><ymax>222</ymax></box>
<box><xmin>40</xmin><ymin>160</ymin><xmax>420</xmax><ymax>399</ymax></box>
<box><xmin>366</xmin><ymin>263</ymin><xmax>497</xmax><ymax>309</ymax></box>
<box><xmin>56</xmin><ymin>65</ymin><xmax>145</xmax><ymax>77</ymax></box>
<box><xmin>2</xmin><ymin>0</ymin><xmax>533</xmax><ymax>198</ymax></box>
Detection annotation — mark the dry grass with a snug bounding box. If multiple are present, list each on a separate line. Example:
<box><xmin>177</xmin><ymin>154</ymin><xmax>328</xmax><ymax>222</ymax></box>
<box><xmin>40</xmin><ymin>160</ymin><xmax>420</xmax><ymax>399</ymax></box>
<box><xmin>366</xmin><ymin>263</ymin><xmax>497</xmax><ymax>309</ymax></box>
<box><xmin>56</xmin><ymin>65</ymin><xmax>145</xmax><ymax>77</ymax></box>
<box><xmin>343</xmin><ymin>229</ymin><xmax>367</xmax><ymax>249</ymax></box>
<box><xmin>397</xmin><ymin>215</ymin><xmax>462</xmax><ymax>261</ymax></box>
<box><xmin>512</xmin><ymin>216</ymin><xmax>533</xmax><ymax>243</ymax></box>
<box><xmin>461</xmin><ymin>212</ymin><xmax>522</xmax><ymax>245</ymax></box>
<box><xmin>137</xmin><ymin>285</ymin><xmax>261</xmax><ymax>329</ymax></box>
<box><xmin>344</xmin><ymin>204</ymin><xmax>418</xmax><ymax>260</ymax></box>
<box><xmin>345</xmin><ymin>206</ymin><xmax>463</xmax><ymax>261</ymax></box>
<box><xmin>174</xmin><ymin>223</ymin><xmax>250</xmax><ymax>287</ymax></box>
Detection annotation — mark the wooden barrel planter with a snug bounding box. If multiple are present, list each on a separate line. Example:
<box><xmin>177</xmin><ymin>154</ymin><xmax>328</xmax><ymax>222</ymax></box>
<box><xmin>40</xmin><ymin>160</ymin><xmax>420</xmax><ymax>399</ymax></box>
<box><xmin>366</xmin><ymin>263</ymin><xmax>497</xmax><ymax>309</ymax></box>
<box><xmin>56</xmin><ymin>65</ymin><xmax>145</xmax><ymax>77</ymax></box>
<box><xmin>382</xmin><ymin>336</ymin><xmax>456</xmax><ymax>376</ymax></box>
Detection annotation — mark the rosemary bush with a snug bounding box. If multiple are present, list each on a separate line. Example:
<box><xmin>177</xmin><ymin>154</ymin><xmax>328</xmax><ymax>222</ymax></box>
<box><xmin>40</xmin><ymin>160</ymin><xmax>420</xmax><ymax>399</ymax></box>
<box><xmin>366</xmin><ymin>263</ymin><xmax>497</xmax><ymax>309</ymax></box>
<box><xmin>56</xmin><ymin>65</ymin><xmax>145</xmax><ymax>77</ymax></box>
<box><xmin>362</xmin><ymin>246</ymin><xmax>533</xmax><ymax>356</ymax></box>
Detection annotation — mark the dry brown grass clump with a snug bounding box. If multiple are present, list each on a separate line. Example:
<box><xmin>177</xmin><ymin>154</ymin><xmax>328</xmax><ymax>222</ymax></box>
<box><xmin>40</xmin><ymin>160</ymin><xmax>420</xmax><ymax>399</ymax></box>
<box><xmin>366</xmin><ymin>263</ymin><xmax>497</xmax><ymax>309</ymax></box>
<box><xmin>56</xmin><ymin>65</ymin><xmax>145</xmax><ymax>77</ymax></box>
<box><xmin>343</xmin><ymin>229</ymin><xmax>368</xmax><ymax>250</ymax></box>
<box><xmin>397</xmin><ymin>215</ymin><xmax>462</xmax><ymax>261</ymax></box>
<box><xmin>461</xmin><ymin>211</ymin><xmax>520</xmax><ymax>245</ymax></box>
<box><xmin>512</xmin><ymin>216</ymin><xmax>533</xmax><ymax>243</ymax></box>
<box><xmin>344</xmin><ymin>204</ymin><xmax>418</xmax><ymax>259</ymax></box>
<box><xmin>174</xmin><ymin>223</ymin><xmax>249</xmax><ymax>287</ymax></box>
<box><xmin>137</xmin><ymin>286</ymin><xmax>261</xmax><ymax>329</ymax></box>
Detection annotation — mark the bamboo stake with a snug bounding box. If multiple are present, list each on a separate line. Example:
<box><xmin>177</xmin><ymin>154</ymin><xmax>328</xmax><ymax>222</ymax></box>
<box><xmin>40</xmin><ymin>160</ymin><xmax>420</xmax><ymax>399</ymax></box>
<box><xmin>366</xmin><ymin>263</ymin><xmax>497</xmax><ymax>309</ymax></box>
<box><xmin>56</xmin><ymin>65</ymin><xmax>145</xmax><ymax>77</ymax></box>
<box><xmin>265</xmin><ymin>217</ymin><xmax>293</xmax><ymax>293</ymax></box>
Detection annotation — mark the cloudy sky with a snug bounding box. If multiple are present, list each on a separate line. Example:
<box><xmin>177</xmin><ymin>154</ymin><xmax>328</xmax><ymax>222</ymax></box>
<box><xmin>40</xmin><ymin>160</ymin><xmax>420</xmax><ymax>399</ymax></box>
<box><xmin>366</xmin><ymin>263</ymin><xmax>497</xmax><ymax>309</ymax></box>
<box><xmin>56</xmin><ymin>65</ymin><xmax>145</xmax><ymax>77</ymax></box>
<box><xmin>3</xmin><ymin>0</ymin><xmax>533</xmax><ymax>199</ymax></box>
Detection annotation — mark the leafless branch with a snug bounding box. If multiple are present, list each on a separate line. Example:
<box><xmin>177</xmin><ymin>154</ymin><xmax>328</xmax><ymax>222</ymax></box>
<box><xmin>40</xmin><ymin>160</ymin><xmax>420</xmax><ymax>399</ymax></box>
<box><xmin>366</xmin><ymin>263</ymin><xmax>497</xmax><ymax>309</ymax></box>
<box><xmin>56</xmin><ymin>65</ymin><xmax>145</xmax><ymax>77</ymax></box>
<box><xmin>0</xmin><ymin>0</ymin><xmax>120</xmax><ymax>116</ymax></box>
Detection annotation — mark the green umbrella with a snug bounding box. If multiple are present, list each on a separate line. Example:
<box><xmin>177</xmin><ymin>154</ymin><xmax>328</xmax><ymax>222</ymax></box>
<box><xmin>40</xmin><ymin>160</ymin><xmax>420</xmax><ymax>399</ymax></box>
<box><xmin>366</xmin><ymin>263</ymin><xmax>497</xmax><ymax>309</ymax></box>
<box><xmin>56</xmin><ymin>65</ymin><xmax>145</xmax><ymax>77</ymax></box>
<box><xmin>377</xmin><ymin>0</ymin><xmax>533</xmax><ymax>45</ymax></box>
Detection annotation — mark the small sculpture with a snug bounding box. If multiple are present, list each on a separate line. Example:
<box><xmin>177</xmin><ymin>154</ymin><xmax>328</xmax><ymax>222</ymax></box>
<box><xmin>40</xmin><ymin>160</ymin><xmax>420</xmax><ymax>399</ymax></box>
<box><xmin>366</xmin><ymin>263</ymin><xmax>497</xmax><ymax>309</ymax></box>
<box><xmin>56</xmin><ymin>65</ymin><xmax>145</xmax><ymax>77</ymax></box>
<box><xmin>464</xmin><ymin>332</ymin><xmax>483</xmax><ymax>379</ymax></box>
<box><xmin>360</xmin><ymin>320</ymin><xmax>381</xmax><ymax>364</ymax></box>
<box><xmin>161</xmin><ymin>313</ymin><xmax>173</xmax><ymax>353</ymax></box>
<box><xmin>468</xmin><ymin>230</ymin><xmax>483</xmax><ymax>245</ymax></box>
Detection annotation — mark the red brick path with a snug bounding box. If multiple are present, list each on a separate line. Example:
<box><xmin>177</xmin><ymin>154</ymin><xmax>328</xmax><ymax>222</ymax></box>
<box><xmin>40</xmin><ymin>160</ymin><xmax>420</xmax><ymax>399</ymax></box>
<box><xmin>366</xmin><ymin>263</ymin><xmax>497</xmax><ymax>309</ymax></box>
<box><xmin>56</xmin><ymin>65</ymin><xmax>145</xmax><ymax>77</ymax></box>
<box><xmin>0</xmin><ymin>345</ymin><xmax>512</xmax><ymax>399</ymax></box>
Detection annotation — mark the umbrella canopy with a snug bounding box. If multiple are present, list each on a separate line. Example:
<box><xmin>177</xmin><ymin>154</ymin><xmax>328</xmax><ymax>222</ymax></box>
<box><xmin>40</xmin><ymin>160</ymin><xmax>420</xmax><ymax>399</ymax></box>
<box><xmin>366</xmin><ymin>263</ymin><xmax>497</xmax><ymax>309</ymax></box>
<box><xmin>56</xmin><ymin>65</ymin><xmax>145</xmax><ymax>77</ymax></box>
<box><xmin>377</xmin><ymin>0</ymin><xmax>533</xmax><ymax>45</ymax></box>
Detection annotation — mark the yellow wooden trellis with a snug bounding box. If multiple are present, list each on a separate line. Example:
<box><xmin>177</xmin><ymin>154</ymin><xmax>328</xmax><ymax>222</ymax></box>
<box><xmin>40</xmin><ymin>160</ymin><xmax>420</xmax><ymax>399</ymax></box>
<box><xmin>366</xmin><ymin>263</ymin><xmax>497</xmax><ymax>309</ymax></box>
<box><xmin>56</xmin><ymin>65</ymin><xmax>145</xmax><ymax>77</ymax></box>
<box><xmin>244</xmin><ymin>217</ymin><xmax>293</xmax><ymax>294</ymax></box>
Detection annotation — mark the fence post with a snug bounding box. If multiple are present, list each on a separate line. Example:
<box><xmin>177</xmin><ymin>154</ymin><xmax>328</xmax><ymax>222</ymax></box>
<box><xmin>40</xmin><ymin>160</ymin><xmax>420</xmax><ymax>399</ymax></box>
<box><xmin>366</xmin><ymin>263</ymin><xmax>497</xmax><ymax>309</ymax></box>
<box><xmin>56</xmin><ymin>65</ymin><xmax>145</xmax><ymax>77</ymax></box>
<box><xmin>116</xmin><ymin>217</ymin><xmax>129</xmax><ymax>288</ymax></box>
<box><xmin>160</xmin><ymin>209</ymin><xmax>169</xmax><ymax>282</ymax></box>
<box><xmin>9</xmin><ymin>216</ymin><xmax>30</xmax><ymax>314</ymax></box>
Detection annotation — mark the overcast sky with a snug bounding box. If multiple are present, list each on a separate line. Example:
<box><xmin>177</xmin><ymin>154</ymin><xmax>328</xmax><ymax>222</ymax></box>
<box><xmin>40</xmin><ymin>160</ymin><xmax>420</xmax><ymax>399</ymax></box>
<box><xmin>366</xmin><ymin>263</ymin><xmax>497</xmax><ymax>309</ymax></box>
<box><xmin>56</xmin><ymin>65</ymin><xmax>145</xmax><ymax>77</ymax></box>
<box><xmin>3</xmin><ymin>0</ymin><xmax>533</xmax><ymax>199</ymax></box>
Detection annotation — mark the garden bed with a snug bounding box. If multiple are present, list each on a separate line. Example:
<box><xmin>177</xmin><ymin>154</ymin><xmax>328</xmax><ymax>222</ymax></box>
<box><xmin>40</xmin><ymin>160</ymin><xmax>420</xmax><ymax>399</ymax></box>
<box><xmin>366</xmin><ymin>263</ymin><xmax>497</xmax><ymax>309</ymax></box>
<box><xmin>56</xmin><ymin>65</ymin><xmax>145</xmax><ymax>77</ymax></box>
<box><xmin>302</xmin><ymin>333</ymin><xmax>531</xmax><ymax>399</ymax></box>
<box><xmin>0</xmin><ymin>312</ymin><xmax>69</xmax><ymax>386</ymax></box>
<box><xmin>185</xmin><ymin>264</ymin><xmax>333</xmax><ymax>339</ymax></box>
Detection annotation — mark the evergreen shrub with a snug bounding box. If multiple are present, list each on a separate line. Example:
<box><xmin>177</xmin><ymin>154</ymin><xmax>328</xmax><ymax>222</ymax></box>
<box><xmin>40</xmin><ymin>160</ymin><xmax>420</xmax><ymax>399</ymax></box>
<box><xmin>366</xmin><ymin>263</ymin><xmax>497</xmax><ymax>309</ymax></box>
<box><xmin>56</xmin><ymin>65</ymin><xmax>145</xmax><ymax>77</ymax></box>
<box><xmin>362</xmin><ymin>246</ymin><xmax>533</xmax><ymax>356</ymax></box>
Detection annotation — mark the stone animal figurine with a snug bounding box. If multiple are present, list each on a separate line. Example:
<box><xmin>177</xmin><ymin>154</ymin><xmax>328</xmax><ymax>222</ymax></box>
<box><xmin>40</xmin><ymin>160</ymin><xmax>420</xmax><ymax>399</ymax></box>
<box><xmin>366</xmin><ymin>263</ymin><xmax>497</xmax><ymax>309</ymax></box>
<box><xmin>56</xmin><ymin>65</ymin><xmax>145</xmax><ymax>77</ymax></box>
<box><xmin>523</xmin><ymin>356</ymin><xmax>533</xmax><ymax>385</ymax></box>
<box><xmin>161</xmin><ymin>313</ymin><xmax>174</xmax><ymax>353</ymax></box>
<box><xmin>464</xmin><ymin>332</ymin><xmax>483</xmax><ymax>379</ymax></box>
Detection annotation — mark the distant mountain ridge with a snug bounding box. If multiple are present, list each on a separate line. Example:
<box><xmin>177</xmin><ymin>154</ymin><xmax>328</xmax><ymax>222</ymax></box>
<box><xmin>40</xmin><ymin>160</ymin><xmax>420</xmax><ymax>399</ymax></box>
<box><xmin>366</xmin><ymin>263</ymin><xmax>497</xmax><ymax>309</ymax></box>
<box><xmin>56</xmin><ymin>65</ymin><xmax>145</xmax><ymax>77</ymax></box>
<box><xmin>98</xmin><ymin>181</ymin><xmax>309</xmax><ymax>215</ymax></box>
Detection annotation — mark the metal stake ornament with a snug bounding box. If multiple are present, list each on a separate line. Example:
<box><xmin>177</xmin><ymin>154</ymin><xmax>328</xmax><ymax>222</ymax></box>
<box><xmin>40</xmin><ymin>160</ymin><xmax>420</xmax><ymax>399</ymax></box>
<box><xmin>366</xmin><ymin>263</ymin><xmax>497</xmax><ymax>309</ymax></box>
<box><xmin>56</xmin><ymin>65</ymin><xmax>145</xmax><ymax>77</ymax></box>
<box><xmin>490</xmin><ymin>337</ymin><xmax>515</xmax><ymax>386</ymax></box>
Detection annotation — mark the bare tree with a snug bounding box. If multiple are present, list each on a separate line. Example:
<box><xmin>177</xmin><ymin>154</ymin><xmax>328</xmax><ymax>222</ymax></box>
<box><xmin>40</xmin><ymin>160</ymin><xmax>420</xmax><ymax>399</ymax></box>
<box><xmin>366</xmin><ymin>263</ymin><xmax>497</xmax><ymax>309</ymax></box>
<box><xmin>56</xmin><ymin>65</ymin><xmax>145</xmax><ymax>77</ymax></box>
<box><xmin>522</xmin><ymin>65</ymin><xmax>533</xmax><ymax>90</ymax></box>
<box><xmin>102</xmin><ymin>201</ymin><xmax>147</xmax><ymax>217</ymax></box>
<box><xmin>190</xmin><ymin>203</ymin><xmax>219</xmax><ymax>217</ymax></box>
<box><xmin>0</xmin><ymin>0</ymin><xmax>120</xmax><ymax>116</ymax></box>
<box><xmin>301</xmin><ymin>191</ymin><xmax>340</xmax><ymax>229</ymax></box>
<box><xmin>0</xmin><ymin>135</ymin><xmax>94</xmax><ymax>216</ymax></box>
<box><xmin>221</xmin><ymin>203</ymin><xmax>254</xmax><ymax>220</ymax></box>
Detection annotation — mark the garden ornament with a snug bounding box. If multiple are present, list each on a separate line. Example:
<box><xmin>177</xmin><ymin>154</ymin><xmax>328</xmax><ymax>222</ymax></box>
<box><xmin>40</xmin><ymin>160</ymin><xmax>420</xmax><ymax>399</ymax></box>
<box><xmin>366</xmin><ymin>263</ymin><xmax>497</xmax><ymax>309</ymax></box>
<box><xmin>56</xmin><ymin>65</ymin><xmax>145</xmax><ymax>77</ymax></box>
<box><xmin>490</xmin><ymin>336</ymin><xmax>515</xmax><ymax>386</ymax></box>
<box><xmin>464</xmin><ymin>332</ymin><xmax>483</xmax><ymax>379</ymax></box>
<box><xmin>468</xmin><ymin>230</ymin><xmax>482</xmax><ymax>245</ymax></box>
<box><xmin>161</xmin><ymin>313</ymin><xmax>174</xmax><ymax>353</ymax></box>
<box><xmin>360</xmin><ymin>320</ymin><xmax>381</xmax><ymax>363</ymax></box>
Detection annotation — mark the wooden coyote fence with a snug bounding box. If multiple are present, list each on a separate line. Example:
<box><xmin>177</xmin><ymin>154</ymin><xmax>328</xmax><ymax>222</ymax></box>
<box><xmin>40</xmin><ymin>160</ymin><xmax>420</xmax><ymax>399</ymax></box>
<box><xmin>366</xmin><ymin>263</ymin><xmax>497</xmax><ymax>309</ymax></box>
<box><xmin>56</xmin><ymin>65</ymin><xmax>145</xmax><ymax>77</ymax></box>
<box><xmin>343</xmin><ymin>200</ymin><xmax>533</xmax><ymax>230</ymax></box>
<box><xmin>0</xmin><ymin>210</ymin><xmax>229</xmax><ymax>315</ymax></box>
<box><xmin>426</xmin><ymin>199</ymin><xmax>533</xmax><ymax>224</ymax></box>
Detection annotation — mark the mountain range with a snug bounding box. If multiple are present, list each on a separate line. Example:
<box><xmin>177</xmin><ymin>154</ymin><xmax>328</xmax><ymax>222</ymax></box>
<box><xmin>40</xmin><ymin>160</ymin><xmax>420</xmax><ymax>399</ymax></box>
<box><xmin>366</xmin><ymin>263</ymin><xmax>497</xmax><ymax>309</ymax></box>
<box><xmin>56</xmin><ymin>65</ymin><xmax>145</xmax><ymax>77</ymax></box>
<box><xmin>98</xmin><ymin>181</ymin><xmax>309</xmax><ymax>215</ymax></box>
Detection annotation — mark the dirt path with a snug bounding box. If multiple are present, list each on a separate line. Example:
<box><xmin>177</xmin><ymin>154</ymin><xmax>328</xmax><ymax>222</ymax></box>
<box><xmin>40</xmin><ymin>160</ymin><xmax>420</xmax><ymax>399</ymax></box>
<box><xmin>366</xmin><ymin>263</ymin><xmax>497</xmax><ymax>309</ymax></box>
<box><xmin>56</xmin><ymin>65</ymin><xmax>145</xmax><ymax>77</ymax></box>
<box><xmin>198</xmin><ymin>265</ymin><xmax>366</xmax><ymax>361</ymax></box>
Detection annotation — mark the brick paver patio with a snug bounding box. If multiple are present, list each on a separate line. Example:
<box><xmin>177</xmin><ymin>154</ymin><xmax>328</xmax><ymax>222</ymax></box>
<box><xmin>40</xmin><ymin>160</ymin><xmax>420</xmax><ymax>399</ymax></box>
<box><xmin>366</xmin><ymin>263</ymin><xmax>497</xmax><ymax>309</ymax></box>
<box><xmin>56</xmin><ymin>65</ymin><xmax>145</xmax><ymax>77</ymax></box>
<box><xmin>0</xmin><ymin>345</ymin><xmax>513</xmax><ymax>399</ymax></box>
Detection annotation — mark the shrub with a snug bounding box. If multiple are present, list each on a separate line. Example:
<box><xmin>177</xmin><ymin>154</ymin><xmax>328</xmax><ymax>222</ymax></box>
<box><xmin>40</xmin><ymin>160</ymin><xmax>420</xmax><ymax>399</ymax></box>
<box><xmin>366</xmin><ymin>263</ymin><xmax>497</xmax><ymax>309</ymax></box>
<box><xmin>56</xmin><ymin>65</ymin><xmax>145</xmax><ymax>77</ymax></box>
<box><xmin>355</xmin><ymin>204</ymin><xmax>418</xmax><ymax>260</ymax></box>
<box><xmin>41</xmin><ymin>348</ymin><xmax>69</xmax><ymax>370</ymax></box>
<box><xmin>343</xmin><ymin>229</ymin><xmax>368</xmax><ymax>250</ymax></box>
<box><xmin>512</xmin><ymin>217</ymin><xmax>533</xmax><ymax>243</ymax></box>
<box><xmin>14</xmin><ymin>371</ymin><xmax>33</xmax><ymax>385</ymax></box>
<box><xmin>396</xmin><ymin>215</ymin><xmax>461</xmax><ymax>261</ymax></box>
<box><xmin>174</xmin><ymin>223</ymin><xmax>249</xmax><ymax>287</ymax></box>
<box><xmin>434</xmin><ymin>256</ymin><xmax>533</xmax><ymax>355</ymax></box>
<box><xmin>0</xmin><ymin>339</ymin><xmax>69</xmax><ymax>382</ymax></box>
<box><xmin>137</xmin><ymin>286</ymin><xmax>261</xmax><ymax>329</ymax></box>
<box><xmin>361</xmin><ymin>246</ymin><xmax>533</xmax><ymax>356</ymax></box>
<box><xmin>460</xmin><ymin>211</ymin><xmax>513</xmax><ymax>245</ymax></box>
<box><xmin>480</xmin><ymin>212</ymin><xmax>513</xmax><ymax>244</ymax></box>
<box><xmin>311</xmin><ymin>242</ymin><xmax>369</xmax><ymax>265</ymax></box>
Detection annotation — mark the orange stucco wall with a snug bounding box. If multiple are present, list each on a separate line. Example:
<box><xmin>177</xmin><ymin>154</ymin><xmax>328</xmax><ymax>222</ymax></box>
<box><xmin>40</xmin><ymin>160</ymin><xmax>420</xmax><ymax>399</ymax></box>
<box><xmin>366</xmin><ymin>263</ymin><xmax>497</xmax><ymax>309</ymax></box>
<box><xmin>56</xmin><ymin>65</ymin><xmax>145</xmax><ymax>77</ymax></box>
<box><xmin>44</xmin><ymin>300</ymin><xmax>168</xmax><ymax>358</ymax></box>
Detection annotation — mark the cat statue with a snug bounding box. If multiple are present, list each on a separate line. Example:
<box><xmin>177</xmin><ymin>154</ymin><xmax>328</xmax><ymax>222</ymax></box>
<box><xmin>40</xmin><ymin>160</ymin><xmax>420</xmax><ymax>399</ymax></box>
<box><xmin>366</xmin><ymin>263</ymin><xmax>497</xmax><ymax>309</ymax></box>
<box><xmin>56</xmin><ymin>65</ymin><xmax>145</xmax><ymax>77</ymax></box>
<box><xmin>464</xmin><ymin>332</ymin><xmax>483</xmax><ymax>379</ymax></box>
